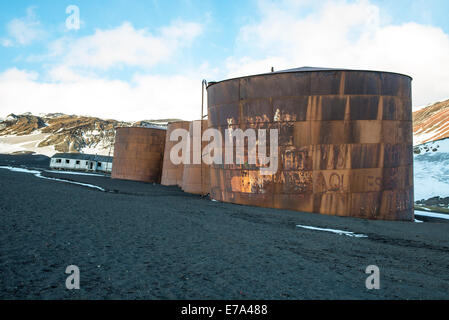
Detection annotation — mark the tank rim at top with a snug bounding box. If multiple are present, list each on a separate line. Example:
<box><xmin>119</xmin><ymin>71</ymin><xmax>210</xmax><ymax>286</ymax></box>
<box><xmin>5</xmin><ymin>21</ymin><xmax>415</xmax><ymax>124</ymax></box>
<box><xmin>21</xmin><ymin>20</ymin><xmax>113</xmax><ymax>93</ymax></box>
<box><xmin>206</xmin><ymin>67</ymin><xmax>413</xmax><ymax>88</ymax></box>
<box><xmin>115</xmin><ymin>126</ymin><xmax>167</xmax><ymax>131</ymax></box>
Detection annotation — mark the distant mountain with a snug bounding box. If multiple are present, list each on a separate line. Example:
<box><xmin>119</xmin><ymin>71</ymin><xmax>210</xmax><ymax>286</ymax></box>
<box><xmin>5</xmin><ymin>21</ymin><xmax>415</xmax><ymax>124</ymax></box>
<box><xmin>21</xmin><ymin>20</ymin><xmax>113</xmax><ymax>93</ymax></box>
<box><xmin>0</xmin><ymin>113</ymin><xmax>179</xmax><ymax>156</ymax></box>
<box><xmin>413</xmin><ymin>99</ymin><xmax>449</xmax><ymax>145</ymax></box>
<box><xmin>3</xmin><ymin>98</ymin><xmax>449</xmax><ymax>156</ymax></box>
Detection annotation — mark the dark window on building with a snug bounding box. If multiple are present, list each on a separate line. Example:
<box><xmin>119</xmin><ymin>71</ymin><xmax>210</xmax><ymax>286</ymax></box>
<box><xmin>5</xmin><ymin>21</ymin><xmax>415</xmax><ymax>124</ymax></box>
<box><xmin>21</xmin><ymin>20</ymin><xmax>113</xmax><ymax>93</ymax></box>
<box><xmin>76</xmin><ymin>160</ymin><xmax>80</xmax><ymax>165</ymax></box>
<box><xmin>98</xmin><ymin>162</ymin><xmax>102</xmax><ymax>167</ymax></box>
<box><xmin>86</xmin><ymin>161</ymin><xmax>89</xmax><ymax>165</ymax></box>
<box><xmin>56</xmin><ymin>159</ymin><xmax>62</xmax><ymax>163</ymax></box>
<box><xmin>66</xmin><ymin>159</ymin><xmax>70</xmax><ymax>164</ymax></box>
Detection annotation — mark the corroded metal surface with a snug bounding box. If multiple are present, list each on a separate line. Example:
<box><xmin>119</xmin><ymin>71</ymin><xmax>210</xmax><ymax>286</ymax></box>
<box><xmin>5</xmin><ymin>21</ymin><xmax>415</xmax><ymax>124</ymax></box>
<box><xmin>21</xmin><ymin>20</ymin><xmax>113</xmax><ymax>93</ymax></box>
<box><xmin>207</xmin><ymin>69</ymin><xmax>414</xmax><ymax>221</ymax></box>
<box><xmin>161</xmin><ymin>121</ymin><xmax>191</xmax><ymax>187</ymax></box>
<box><xmin>181</xmin><ymin>120</ymin><xmax>210</xmax><ymax>195</ymax></box>
<box><xmin>111</xmin><ymin>127</ymin><xmax>166</xmax><ymax>183</ymax></box>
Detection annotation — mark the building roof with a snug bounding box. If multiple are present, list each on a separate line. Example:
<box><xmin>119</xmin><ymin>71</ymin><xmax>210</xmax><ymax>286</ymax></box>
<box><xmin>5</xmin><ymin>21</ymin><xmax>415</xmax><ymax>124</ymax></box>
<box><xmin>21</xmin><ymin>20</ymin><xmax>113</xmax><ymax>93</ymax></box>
<box><xmin>51</xmin><ymin>153</ymin><xmax>113</xmax><ymax>162</ymax></box>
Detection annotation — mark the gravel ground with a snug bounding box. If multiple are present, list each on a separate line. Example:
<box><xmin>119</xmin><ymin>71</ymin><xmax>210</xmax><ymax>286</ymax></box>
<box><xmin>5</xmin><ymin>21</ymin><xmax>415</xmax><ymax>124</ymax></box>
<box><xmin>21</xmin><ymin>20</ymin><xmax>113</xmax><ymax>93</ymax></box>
<box><xmin>0</xmin><ymin>154</ymin><xmax>448</xmax><ymax>299</ymax></box>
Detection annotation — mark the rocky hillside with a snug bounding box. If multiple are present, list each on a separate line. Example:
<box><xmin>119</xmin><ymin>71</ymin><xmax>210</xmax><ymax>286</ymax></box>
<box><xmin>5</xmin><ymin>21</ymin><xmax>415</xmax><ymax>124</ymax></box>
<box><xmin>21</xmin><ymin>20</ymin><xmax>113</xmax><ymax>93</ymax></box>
<box><xmin>0</xmin><ymin>113</ymin><xmax>178</xmax><ymax>156</ymax></box>
<box><xmin>2</xmin><ymin>98</ymin><xmax>449</xmax><ymax>156</ymax></box>
<box><xmin>413</xmin><ymin>99</ymin><xmax>449</xmax><ymax>145</ymax></box>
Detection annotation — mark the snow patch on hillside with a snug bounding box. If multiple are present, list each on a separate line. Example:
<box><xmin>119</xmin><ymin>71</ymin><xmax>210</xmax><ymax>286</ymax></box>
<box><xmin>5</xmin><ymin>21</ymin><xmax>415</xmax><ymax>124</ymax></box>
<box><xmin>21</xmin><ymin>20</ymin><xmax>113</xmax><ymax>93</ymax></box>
<box><xmin>0</xmin><ymin>133</ymin><xmax>56</xmax><ymax>156</ymax></box>
<box><xmin>414</xmin><ymin>131</ymin><xmax>437</xmax><ymax>145</ymax></box>
<box><xmin>414</xmin><ymin>138</ymin><xmax>449</xmax><ymax>201</ymax></box>
<box><xmin>414</xmin><ymin>210</ymin><xmax>449</xmax><ymax>220</ymax></box>
<box><xmin>80</xmin><ymin>144</ymin><xmax>112</xmax><ymax>156</ymax></box>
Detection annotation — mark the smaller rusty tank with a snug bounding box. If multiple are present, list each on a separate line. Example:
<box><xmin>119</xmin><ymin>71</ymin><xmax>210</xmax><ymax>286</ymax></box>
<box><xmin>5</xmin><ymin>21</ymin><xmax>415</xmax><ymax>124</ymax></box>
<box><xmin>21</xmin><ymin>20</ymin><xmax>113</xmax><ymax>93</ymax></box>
<box><xmin>181</xmin><ymin>120</ymin><xmax>210</xmax><ymax>195</ymax></box>
<box><xmin>161</xmin><ymin>121</ymin><xmax>191</xmax><ymax>187</ymax></box>
<box><xmin>111</xmin><ymin>127</ymin><xmax>166</xmax><ymax>183</ymax></box>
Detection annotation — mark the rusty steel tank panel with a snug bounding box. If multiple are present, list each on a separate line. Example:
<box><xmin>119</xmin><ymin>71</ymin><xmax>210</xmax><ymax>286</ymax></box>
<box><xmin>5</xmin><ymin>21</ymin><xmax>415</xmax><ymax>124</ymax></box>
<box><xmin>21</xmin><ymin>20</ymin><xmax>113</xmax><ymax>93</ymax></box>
<box><xmin>161</xmin><ymin>121</ymin><xmax>191</xmax><ymax>187</ymax></box>
<box><xmin>207</xmin><ymin>68</ymin><xmax>414</xmax><ymax>221</ymax></box>
<box><xmin>111</xmin><ymin>127</ymin><xmax>166</xmax><ymax>183</ymax></box>
<box><xmin>181</xmin><ymin>120</ymin><xmax>210</xmax><ymax>195</ymax></box>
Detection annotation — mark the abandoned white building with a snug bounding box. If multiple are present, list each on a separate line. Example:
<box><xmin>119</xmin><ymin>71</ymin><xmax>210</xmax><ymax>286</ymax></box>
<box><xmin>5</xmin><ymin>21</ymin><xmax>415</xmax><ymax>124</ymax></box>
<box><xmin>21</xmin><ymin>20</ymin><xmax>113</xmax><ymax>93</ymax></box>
<box><xmin>50</xmin><ymin>153</ymin><xmax>113</xmax><ymax>173</ymax></box>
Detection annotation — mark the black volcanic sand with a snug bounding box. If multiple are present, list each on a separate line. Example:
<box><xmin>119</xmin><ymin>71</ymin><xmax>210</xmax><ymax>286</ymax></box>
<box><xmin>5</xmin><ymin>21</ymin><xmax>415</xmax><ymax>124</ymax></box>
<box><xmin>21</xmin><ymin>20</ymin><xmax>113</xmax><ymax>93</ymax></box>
<box><xmin>0</xmin><ymin>153</ymin><xmax>50</xmax><ymax>169</ymax></box>
<box><xmin>0</xmin><ymin>155</ymin><xmax>448</xmax><ymax>299</ymax></box>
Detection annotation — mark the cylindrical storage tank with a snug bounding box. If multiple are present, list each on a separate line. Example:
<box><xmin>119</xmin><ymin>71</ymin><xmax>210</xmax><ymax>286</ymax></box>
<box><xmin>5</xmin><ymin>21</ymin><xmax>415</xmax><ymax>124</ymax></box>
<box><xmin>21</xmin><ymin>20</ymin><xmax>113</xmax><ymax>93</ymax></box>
<box><xmin>161</xmin><ymin>121</ymin><xmax>191</xmax><ymax>187</ymax></box>
<box><xmin>111</xmin><ymin>127</ymin><xmax>166</xmax><ymax>183</ymax></box>
<box><xmin>207</xmin><ymin>68</ymin><xmax>414</xmax><ymax>221</ymax></box>
<box><xmin>181</xmin><ymin>120</ymin><xmax>210</xmax><ymax>195</ymax></box>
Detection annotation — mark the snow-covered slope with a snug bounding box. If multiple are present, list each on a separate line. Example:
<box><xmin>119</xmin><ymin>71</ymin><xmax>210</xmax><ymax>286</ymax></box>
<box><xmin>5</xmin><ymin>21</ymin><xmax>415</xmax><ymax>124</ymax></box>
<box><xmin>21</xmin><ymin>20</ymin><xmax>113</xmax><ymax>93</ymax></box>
<box><xmin>0</xmin><ymin>113</ymin><xmax>174</xmax><ymax>156</ymax></box>
<box><xmin>0</xmin><ymin>132</ymin><xmax>55</xmax><ymax>156</ymax></box>
<box><xmin>413</xmin><ymin>138</ymin><xmax>449</xmax><ymax>201</ymax></box>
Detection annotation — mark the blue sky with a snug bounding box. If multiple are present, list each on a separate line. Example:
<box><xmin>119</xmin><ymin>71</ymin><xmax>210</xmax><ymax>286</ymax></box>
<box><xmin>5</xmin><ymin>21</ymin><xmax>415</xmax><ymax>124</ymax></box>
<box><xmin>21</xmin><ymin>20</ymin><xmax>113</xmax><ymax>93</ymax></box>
<box><xmin>0</xmin><ymin>0</ymin><xmax>251</xmax><ymax>78</ymax></box>
<box><xmin>1</xmin><ymin>0</ymin><xmax>449</xmax><ymax>121</ymax></box>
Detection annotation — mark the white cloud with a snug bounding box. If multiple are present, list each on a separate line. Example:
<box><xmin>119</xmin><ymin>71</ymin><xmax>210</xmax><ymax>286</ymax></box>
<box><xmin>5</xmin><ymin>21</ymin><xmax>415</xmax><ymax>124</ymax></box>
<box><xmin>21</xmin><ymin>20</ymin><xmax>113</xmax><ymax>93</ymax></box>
<box><xmin>228</xmin><ymin>0</ymin><xmax>449</xmax><ymax>108</ymax></box>
<box><xmin>0</xmin><ymin>19</ymin><xmax>207</xmax><ymax>121</ymax></box>
<box><xmin>0</xmin><ymin>67</ymin><xmax>212</xmax><ymax>121</ymax></box>
<box><xmin>225</xmin><ymin>56</ymin><xmax>290</xmax><ymax>78</ymax></box>
<box><xmin>57</xmin><ymin>21</ymin><xmax>202</xmax><ymax>69</ymax></box>
<box><xmin>3</xmin><ymin>7</ymin><xmax>45</xmax><ymax>46</ymax></box>
<box><xmin>0</xmin><ymin>68</ymin><xmax>38</xmax><ymax>82</ymax></box>
<box><xmin>1</xmin><ymin>38</ymin><xmax>13</xmax><ymax>47</ymax></box>
<box><xmin>46</xmin><ymin>66</ymin><xmax>95</xmax><ymax>83</ymax></box>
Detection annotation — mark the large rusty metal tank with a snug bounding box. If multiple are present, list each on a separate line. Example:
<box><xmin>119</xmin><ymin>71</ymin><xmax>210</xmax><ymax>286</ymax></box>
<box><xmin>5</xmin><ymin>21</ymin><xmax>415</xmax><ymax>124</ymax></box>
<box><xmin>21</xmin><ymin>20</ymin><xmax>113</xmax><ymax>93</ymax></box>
<box><xmin>207</xmin><ymin>67</ymin><xmax>414</xmax><ymax>221</ymax></box>
<box><xmin>111</xmin><ymin>127</ymin><xmax>166</xmax><ymax>183</ymax></box>
<box><xmin>161</xmin><ymin>121</ymin><xmax>191</xmax><ymax>187</ymax></box>
<box><xmin>181</xmin><ymin>120</ymin><xmax>210</xmax><ymax>195</ymax></box>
